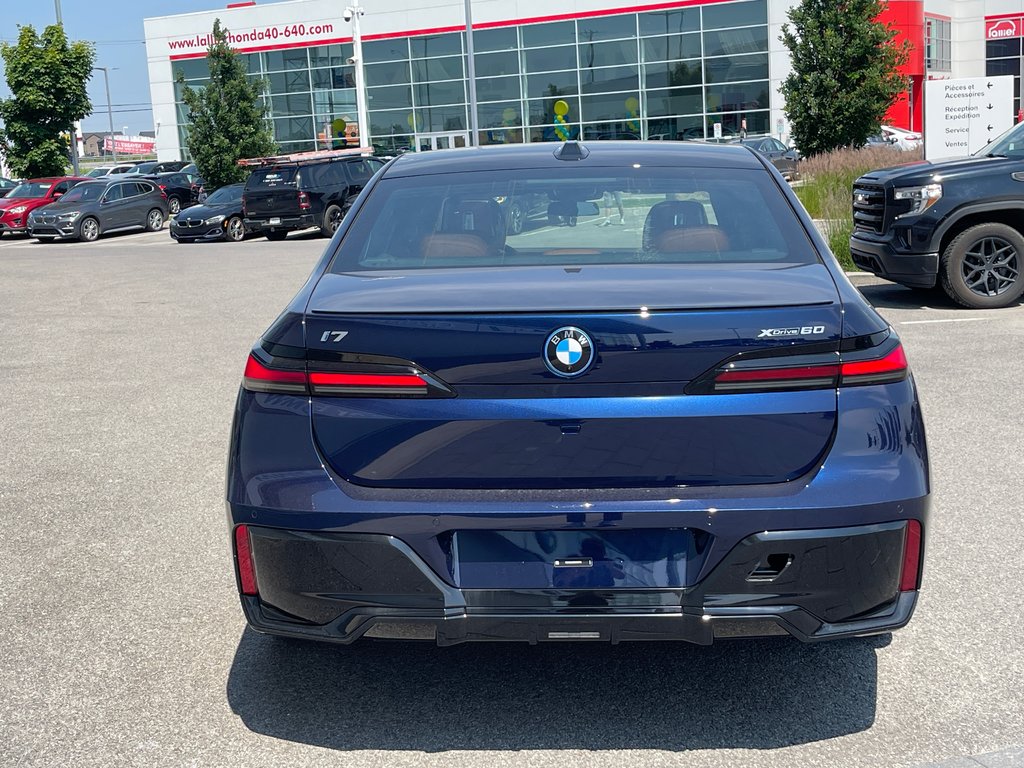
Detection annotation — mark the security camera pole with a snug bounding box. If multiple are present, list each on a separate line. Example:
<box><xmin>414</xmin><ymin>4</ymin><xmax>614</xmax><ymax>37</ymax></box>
<box><xmin>345</xmin><ymin>5</ymin><xmax>370</xmax><ymax>149</ymax></box>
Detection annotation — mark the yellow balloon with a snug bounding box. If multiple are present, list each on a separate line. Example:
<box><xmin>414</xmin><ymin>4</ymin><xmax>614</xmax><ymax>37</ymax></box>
<box><xmin>624</xmin><ymin>96</ymin><xmax>639</xmax><ymax>112</ymax></box>
<box><xmin>502</xmin><ymin>108</ymin><xmax>517</xmax><ymax>122</ymax></box>
<box><xmin>331</xmin><ymin>117</ymin><xmax>347</xmax><ymax>136</ymax></box>
<box><xmin>553</xmin><ymin>100</ymin><xmax>570</xmax><ymax>117</ymax></box>
<box><xmin>407</xmin><ymin>112</ymin><xmax>418</xmax><ymax>129</ymax></box>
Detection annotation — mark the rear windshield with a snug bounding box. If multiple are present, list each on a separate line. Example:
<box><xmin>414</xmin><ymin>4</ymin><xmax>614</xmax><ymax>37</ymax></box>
<box><xmin>7</xmin><ymin>182</ymin><xmax>51</xmax><ymax>198</ymax></box>
<box><xmin>331</xmin><ymin>167</ymin><xmax>818</xmax><ymax>272</ymax></box>
<box><xmin>247</xmin><ymin>167</ymin><xmax>297</xmax><ymax>189</ymax></box>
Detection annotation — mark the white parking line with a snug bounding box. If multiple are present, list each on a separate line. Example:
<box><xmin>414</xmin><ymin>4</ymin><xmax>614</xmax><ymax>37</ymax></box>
<box><xmin>900</xmin><ymin>317</ymin><xmax>992</xmax><ymax>325</ymax></box>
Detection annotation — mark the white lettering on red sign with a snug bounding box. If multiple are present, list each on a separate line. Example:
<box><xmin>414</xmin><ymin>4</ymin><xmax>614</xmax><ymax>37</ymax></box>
<box><xmin>986</xmin><ymin>18</ymin><xmax>1020</xmax><ymax>40</ymax></box>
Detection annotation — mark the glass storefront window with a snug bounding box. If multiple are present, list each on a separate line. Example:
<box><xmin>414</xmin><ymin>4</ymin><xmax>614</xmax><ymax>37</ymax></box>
<box><xmin>414</xmin><ymin>80</ymin><xmax>466</xmax><ymax>106</ymax></box>
<box><xmin>267</xmin><ymin>70</ymin><xmax>310</xmax><ymax>94</ymax></box>
<box><xmin>412</xmin><ymin>56</ymin><xmax>464</xmax><ymax>82</ymax></box>
<box><xmin>271</xmin><ymin>93</ymin><xmax>313</xmax><ymax>117</ymax></box>
<box><xmin>578</xmin><ymin>15</ymin><xmax>637</xmax><ymax>42</ymax></box>
<box><xmin>423</xmin><ymin>105</ymin><xmax>468</xmax><ymax>131</ymax></box>
<box><xmin>478</xmin><ymin>128</ymin><xmax>524</xmax><ymax>145</ymax></box>
<box><xmin>411</xmin><ymin>33</ymin><xmax>462</xmax><ymax>58</ymax></box>
<box><xmin>523</xmin><ymin>46</ymin><xmax>577</xmax><ymax>73</ymax></box>
<box><xmin>706</xmin><ymin>110</ymin><xmax>769</xmax><ymax>136</ymax></box>
<box><xmin>706</xmin><ymin>82</ymin><xmax>769</xmax><ymax>113</ymax></box>
<box><xmin>370</xmin><ymin>109</ymin><xmax>416</xmax><ymax>135</ymax></box>
<box><xmin>704</xmin><ymin>53</ymin><xmax>769</xmax><ymax>83</ymax></box>
<box><xmin>986</xmin><ymin>59</ymin><xmax>1020</xmax><ymax>77</ymax></box>
<box><xmin>530</xmin><ymin>124</ymin><xmax>580</xmax><ymax>142</ymax></box>
<box><xmin>367</xmin><ymin>84</ymin><xmax>414</xmax><ymax>110</ymax></box>
<box><xmin>476</xmin><ymin>75</ymin><xmax>522</xmax><ymax>102</ymax></box>
<box><xmin>527</xmin><ymin>70</ymin><xmax>578</xmax><ymax>99</ymax></box>
<box><xmin>701</xmin><ymin>0</ymin><xmax>767</xmax><ymax>30</ymax></box>
<box><xmin>641</xmin><ymin>33</ymin><xmax>702</xmax><ymax>62</ymax></box>
<box><xmin>703</xmin><ymin>27</ymin><xmax>769</xmax><ymax>57</ymax></box>
<box><xmin>364</xmin><ymin>39</ymin><xmax>410</xmax><ymax>63</ymax></box>
<box><xmin>580</xmin><ymin>65</ymin><xmax>639</xmax><ymax>94</ymax></box>
<box><xmin>522</xmin><ymin>21</ymin><xmax>574</xmax><ymax>48</ymax></box>
<box><xmin>528</xmin><ymin>96</ymin><xmax>581</xmax><ymax>126</ymax></box>
<box><xmin>639</xmin><ymin>9</ymin><xmax>699</xmax><ymax>36</ymax></box>
<box><xmin>273</xmin><ymin>116</ymin><xmax>314</xmax><ymax>143</ymax></box>
<box><xmin>172</xmin><ymin>59</ymin><xmax>209</xmax><ymax>81</ymax></box>
<box><xmin>475</xmin><ymin>51</ymin><xmax>520</xmax><ymax>78</ymax></box>
<box><xmin>645</xmin><ymin>115</ymin><xmax>704</xmax><ymax>140</ymax></box>
<box><xmin>644</xmin><ymin>61</ymin><xmax>702</xmax><ymax>89</ymax></box>
<box><xmin>645</xmin><ymin>86</ymin><xmax>703</xmax><ymax>117</ymax></box>
<box><xmin>366</xmin><ymin>61</ymin><xmax>411</xmax><ymax>87</ymax></box>
<box><xmin>477</xmin><ymin>101</ymin><xmax>523</xmax><ymax>128</ymax></box>
<box><xmin>310</xmin><ymin>44</ymin><xmax>352</xmax><ymax>68</ymax></box>
<box><xmin>263</xmin><ymin>49</ymin><xmax>309</xmax><ymax>72</ymax></box>
<box><xmin>312</xmin><ymin>67</ymin><xmax>355</xmax><ymax>90</ymax></box>
<box><xmin>578</xmin><ymin>39</ymin><xmax>638</xmax><ymax>68</ymax></box>
<box><xmin>581</xmin><ymin>92</ymin><xmax>641</xmax><ymax>122</ymax></box>
<box><xmin>582</xmin><ymin>120</ymin><xmax>641</xmax><ymax>139</ymax></box>
<box><xmin>473</xmin><ymin>27</ymin><xmax>519</xmax><ymax>52</ymax></box>
<box><xmin>986</xmin><ymin>39</ymin><xmax>1021</xmax><ymax>59</ymax></box>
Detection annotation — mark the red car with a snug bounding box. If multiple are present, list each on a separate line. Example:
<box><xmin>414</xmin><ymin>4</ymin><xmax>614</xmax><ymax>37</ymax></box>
<box><xmin>0</xmin><ymin>176</ymin><xmax>90</xmax><ymax>236</ymax></box>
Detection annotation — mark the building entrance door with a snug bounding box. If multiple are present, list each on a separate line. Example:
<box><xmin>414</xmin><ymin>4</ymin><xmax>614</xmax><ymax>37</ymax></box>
<box><xmin>417</xmin><ymin>132</ymin><xmax>469</xmax><ymax>151</ymax></box>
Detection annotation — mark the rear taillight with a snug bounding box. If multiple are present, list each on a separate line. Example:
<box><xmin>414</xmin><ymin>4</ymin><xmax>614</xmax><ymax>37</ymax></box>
<box><xmin>234</xmin><ymin>525</ymin><xmax>258</xmax><ymax>596</ymax></box>
<box><xmin>899</xmin><ymin>519</ymin><xmax>922</xmax><ymax>591</ymax></box>
<box><xmin>839</xmin><ymin>344</ymin><xmax>908</xmax><ymax>386</ymax></box>
<box><xmin>241</xmin><ymin>352</ymin><xmax>444</xmax><ymax>397</ymax></box>
<box><xmin>692</xmin><ymin>340</ymin><xmax>908</xmax><ymax>395</ymax></box>
<box><xmin>158</xmin><ymin>184</ymin><xmax>167</xmax><ymax>190</ymax></box>
<box><xmin>298</xmin><ymin>191</ymin><xmax>311</xmax><ymax>210</ymax></box>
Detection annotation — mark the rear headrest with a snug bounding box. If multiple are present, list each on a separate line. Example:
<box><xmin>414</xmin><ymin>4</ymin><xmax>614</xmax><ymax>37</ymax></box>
<box><xmin>642</xmin><ymin>200</ymin><xmax>709</xmax><ymax>250</ymax></box>
<box><xmin>653</xmin><ymin>226</ymin><xmax>730</xmax><ymax>254</ymax></box>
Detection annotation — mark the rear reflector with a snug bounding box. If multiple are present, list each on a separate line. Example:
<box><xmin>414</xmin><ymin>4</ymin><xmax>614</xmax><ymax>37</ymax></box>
<box><xmin>899</xmin><ymin>519</ymin><xmax>922</xmax><ymax>592</ymax></box>
<box><xmin>235</xmin><ymin>525</ymin><xmax>258</xmax><ymax>596</ymax></box>
<box><xmin>840</xmin><ymin>344</ymin><xmax>908</xmax><ymax>386</ymax></box>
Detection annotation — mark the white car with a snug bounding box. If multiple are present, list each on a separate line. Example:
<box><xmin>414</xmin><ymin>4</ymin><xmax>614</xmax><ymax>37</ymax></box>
<box><xmin>881</xmin><ymin>125</ymin><xmax>923</xmax><ymax>151</ymax></box>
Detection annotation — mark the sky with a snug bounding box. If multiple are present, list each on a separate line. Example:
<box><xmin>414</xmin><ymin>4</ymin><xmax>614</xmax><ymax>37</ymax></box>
<box><xmin>1</xmin><ymin>0</ymin><xmax>228</xmax><ymax>135</ymax></box>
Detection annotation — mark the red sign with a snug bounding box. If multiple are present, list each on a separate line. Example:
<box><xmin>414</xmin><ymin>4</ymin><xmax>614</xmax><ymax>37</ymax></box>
<box><xmin>103</xmin><ymin>136</ymin><xmax>156</xmax><ymax>155</ymax></box>
<box><xmin>986</xmin><ymin>17</ymin><xmax>1021</xmax><ymax>40</ymax></box>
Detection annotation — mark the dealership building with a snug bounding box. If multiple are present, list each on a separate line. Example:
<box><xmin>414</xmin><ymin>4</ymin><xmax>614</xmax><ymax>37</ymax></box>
<box><xmin>142</xmin><ymin>0</ymin><xmax>1024</xmax><ymax>160</ymax></box>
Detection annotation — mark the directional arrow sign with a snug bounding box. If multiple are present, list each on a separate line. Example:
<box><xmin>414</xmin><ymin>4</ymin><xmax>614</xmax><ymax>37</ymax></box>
<box><xmin>925</xmin><ymin>76</ymin><xmax>1014</xmax><ymax>160</ymax></box>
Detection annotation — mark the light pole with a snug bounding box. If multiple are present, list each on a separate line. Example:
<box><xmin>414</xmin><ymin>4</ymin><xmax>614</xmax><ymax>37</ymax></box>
<box><xmin>464</xmin><ymin>0</ymin><xmax>478</xmax><ymax>146</ymax></box>
<box><xmin>93</xmin><ymin>67</ymin><xmax>118</xmax><ymax>163</ymax></box>
<box><xmin>344</xmin><ymin>5</ymin><xmax>370</xmax><ymax>150</ymax></box>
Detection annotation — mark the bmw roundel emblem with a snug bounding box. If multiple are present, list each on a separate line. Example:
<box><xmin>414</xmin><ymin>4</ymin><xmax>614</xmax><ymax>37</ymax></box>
<box><xmin>543</xmin><ymin>326</ymin><xmax>595</xmax><ymax>377</ymax></box>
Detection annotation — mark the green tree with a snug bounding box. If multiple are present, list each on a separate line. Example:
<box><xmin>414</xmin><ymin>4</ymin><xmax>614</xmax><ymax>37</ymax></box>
<box><xmin>0</xmin><ymin>25</ymin><xmax>94</xmax><ymax>178</ymax></box>
<box><xmin>780</xmin><ymin>0</ymin><xmax>909</xmax><ymax>156</ymax></box>
<box><xmin>177</xmin><ymin>19</ymin><xmax>276</xmax><ymax>190</ymax></box>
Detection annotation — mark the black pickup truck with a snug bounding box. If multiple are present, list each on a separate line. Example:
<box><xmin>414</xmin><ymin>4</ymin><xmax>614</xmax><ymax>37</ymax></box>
<box><xmin>850</xmin><ymin>122</ymin><xmax>1024</xmax><ymax>308</ymax></box>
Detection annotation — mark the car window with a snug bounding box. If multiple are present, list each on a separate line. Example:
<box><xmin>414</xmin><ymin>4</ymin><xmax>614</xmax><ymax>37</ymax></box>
<box><xmin>345</xmin><ymin>160</ymin><xmax>379</xmax><ymax>185</ymax></box>
<box><xmin>52</xmin><ymin>181</ymin><xmax>72</xmax><ymax>196</ymax></box>
<box><xmin>59</xmin><ymin>183</ymin><xmax>104</xmax><ymax>203</ymax></box>
<box><xmin>247</xmin><ymin>167</ymin><xmax>297</xmax><ymax>189</ymax></box>
<box><xmin>136</xmin><ymin>182</ymin><xmax>156</xmax><ymax>196</ymax></box>
<box><xmin>333</xmin><ymin>167</ymin><xmax>818</xmax><ymax>272</ymax></box>
<box><xmin>6</xmin><ymin>182</ymin><xmax>51</xmax><ymax>198</ymax></box>
<box><xmin>104</xmin><ymin>184</ymin><xmax>125</xmax><ymax>202</ymax></box>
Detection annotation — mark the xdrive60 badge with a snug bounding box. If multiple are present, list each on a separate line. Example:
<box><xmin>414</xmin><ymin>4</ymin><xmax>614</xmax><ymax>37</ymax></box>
<box><xmin>544</xmin><ymin>326</ymin><xmax>595</xmax><ymax>377</ymax></box>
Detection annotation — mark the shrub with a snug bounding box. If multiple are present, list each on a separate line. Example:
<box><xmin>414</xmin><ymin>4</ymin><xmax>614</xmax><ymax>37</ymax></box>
<box><xmin>795</xmin><ymin>145</ymin><xmax>923</xmax><ymax>270</ymax></box>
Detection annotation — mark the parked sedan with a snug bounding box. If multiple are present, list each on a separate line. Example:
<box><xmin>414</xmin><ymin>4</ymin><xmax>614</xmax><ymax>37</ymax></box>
<box><xmin>728</xmin><ymin>136</ymin><xmax>800</xmax><ymax>180</ymax></box>
<box><xmin>170</xmin><ymin>183</ymin><xmax>253</xmax><ymax>243</ymax></box>
<box><xmin>28</xmin><ymin>178</ymin><xmax>167</xmax><ymax>242</ymax></box>
<box><xmin>0</xmin><ymin>177</ymin><xmax>91</xmax><ymax>236</ymax></box>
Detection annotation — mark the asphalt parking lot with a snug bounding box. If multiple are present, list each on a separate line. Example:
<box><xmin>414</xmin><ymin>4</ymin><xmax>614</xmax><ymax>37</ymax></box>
<box><xmin>1</xmin><ymin>230</ymin><xmax>1022</xmax><ymax>768</ymax></box>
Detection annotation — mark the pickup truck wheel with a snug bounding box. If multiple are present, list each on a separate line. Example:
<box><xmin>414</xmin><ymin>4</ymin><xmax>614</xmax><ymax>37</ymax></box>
<box><xmin>321</xmin><ymin>204</ymin><xmax>346</xmax><ymax>237</ymax></box>
<box><xmin>940</xmin><ymin>223</ymin><xmax>1024</xmax><ymax>308</ymax></box>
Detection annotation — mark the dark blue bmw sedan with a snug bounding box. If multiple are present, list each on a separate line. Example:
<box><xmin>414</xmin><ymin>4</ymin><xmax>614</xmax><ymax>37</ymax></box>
<box><xmin>226</xmin><ymin>142</ymin><xmax>928</xmax><ymax>645</ymax></box>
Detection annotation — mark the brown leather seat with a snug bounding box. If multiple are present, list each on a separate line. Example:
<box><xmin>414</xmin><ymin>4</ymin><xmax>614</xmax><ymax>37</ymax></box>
<box><xmin>421</xmin><ymin>199</ymin><xmax>505</xmax><ymax>262</ymax></box>
<box><xmin>642</xmin><ymin>200</ymin><xmax>730</xmax><ymax>255</ymax></box>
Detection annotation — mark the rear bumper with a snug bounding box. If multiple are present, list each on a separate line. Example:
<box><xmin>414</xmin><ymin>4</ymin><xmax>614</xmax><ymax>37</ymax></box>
<box><xmin>235</xmin><ymin>520</ymin><xmax>922</xmax><ymax>645</ymax></box>
<box><xmin>245</xmin><ymin>214</ymin><xmax>316</xmax><ymax>231</ymax></box>
<box><xmin>849</xmin><ymin>234</ymin><xmax>938</xmax><ymax>288</ymax></box>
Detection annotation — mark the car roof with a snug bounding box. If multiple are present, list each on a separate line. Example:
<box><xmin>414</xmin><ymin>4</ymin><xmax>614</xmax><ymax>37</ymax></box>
<box><xmin>383</xmin><ymin>141</ymin><xmax>763</xmax><ymax>178</ymax></box>
<box><xmin>25</xmin><ymin>176</ymin><xmax>92</xmax><ymax>183</ymax></box>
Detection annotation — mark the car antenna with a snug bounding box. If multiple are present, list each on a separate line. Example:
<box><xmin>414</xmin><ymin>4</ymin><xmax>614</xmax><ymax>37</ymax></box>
<box><xmin>553</xmin><ymin>141</ymin><xmax>590</xmax><ymax>161</ymax></box>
